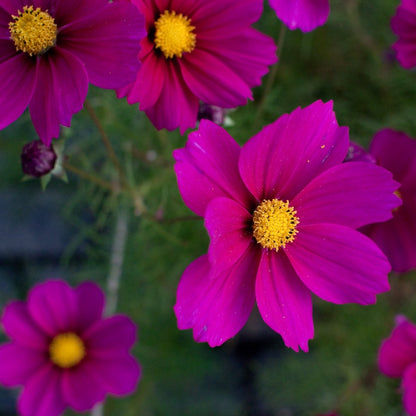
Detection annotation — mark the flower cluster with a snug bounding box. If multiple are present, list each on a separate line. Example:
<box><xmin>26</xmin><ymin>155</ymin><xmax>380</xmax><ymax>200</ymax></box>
<box><xmin>2</xmin><ymin>0</ymin><xmax>416</xmax><ymax>415</ymax></box>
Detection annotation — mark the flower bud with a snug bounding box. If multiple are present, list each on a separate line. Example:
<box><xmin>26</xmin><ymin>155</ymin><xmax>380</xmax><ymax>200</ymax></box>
<box><xmin>197</xmin><ymin>103</ymin><xmax>226</xmax><ymax>126</ymax></box>
<box><xmin>21</xmin><ymin>140</ymin><xmax>57</xmax><ymax>177</ymax></box>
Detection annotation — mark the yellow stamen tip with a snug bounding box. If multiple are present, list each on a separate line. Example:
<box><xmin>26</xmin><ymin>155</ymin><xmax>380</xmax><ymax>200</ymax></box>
<box><xmin>49</xmin><ymin>332</ymin><xmax>86</xmax><ymax>368</ymax></box>
<box><xmin>9</xmin><ymin>5</ymin><xmax>57</xmax><ymax>56</ymax></box>
<box><xmin>154</xmin><ymin>10</ymin><xmax>196</xmax><ymax>59</ymax></box>
<box><xmin>252</xmin><ymin>199</ymin><xmax>299</xmax><ymax>251</ymax></box>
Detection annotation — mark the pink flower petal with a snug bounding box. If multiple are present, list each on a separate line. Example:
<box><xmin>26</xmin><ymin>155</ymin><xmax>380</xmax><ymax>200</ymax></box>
<box><xmin>59</xmin><ymin>1</ymin><xmax>144</xmax><ymax>89</ymax></box>
<box><xmin>27</xmin><ymin>280</ymin><xmax>78</xmax><ymax>337</ymax></box>
<box><xmin>119</xmin><ymin>38</ymin><xmax>165</xmax><ymax>108</ymax></box>
<box><xmin>403</xmin><ymin>362</ymin><xmax>416</xmax><ymax>416</ymax></box>
<box><xmin>365</xmin><ymin>203</ymin><xmax>416</xmax><ymax>273</ymax></box>
<box><xmin>173</xmin><ymin>120</ymin><xmax>251</xmax><ymax>216</ymax></box>
<box><xmin>0</xmin><ymin>53</ymin><xmax>36</xmax><ymax>130</ymax></box>
<box><xmin>269</xmin><ymin>0</ymin><xmax>330</xmax><ymax>32</ymax></box>
<box><xmin>292</xmin><ymin>162</ymin><xmax>400</xmax><ymax>228</ymax></box>
<box><xmin>61</xmin><ymin>362</ymin><xmax>107</xmax><ymax>411</ymax></box>
<box><xmin>0</xmin><ymin>342</ymin><xmax>45</xmax><ymax>386</ymax></box>
<box><xmin>174</xmin><ymin>250</ymin><xmax>260</xmax><ymax>347</ymax></box>
<box><xmin>85</xmin><ymin>355</ymin><xmax>141</xmax><ymax>396</ymax></box>
<box><xmin>378</xmin><ymin>318</ymin><xmax>416</xmax><ymax>378</ymax></box>
<box><xmin>392</xmin><ymin>1</ymin><xmax>416</xmax><ymax>69</ymax></box>
<box><xmin>144</xmin><ymin>60</ymin><xmax>199</xmax><ymax>133</ymax></box>
<box><xmin>238</xmin><ymin>100</ymin><xmax>349</xmax><ymax>201</ymax></box>
<box><xmin>191</xmin><ymin>0</ymin><xmax>264</xmax><ymax>35</ymax></box>
<box><xmin>75</xmin><ymin>282</ymin><xmax>105</xmax><ymax>331</ymax></box>
<box><xmin>370</xmin><ymin>129</ymin><xmax>416</xmax><ymax>183</ymax></box>
<box><xmin>29</xmin><ymin>48</ymin><xmax>88</xmax><ymax>146</ymax></box>
<box><xmin>205</xmin><ymin>196</ymin><xmax>253</xmax><ymax>272</ymax></box>
<box><xmin>53</xmin><ymin>0</ymin><xmax>109</xmax><ymax>26</ymax></box>
<box><xmin>286</xmin><ymin>223</ymin><xmax>390</xmax><ymax>305</ymax></box>
<box><xmin>255</xmin><ymin>250</ymin><xmax>313</xmax><ymax>352</ymax></box>
<box><xmin>18</xmin><ymin>363</ymin><xmax>66</xmax><ymax>416</ymax></box>
<box><xmin>202</xmin><ymin>29</ymin><xmax>277</xmax><ymax>88</ymax></box>
<box><xmin>2</xmin><ymin>301</ymin><xmax>48</xmax><ymax>349</ymax></box>
<box><xmin>0</xmin><ymin>0</ymin><xmax>23</xmax><ymax>15</ymax></box>
<box><xmin>83</xmin><ymin>315</ymin><xmax>137</xmax><ymax>357</ymax></box>
<box><xmin>180</xmin><ymin>49</ymin><xmax>253</xmax><ymax>108</ymax></box>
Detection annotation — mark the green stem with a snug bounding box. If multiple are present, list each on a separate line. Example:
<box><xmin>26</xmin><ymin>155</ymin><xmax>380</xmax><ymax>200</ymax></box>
<box><xmin>255</xmin><ymin>24</ymin><xmax>287</xmax><ymax>125</ymax></box>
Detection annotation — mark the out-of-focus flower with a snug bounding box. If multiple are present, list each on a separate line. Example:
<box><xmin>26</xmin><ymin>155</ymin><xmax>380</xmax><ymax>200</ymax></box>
<box><xmin>173</xmin><ymin>100</ymin><xmax>400</xmax><ymax>352</ymax></box>
<box><xmin>117</xmin><ymin>0</ymin><xmax>276</xmax><ymax>133</ymax></box>
<box><xmin>269</xmin><ymin>0</ymin><xmax>330</xmax><ymax>32</ymax></box>
<box><xmin>391</xmin><ymin>0</ymin><xmax>416</xmax><ymax>69</ymax></box>
<box><xmin>348</xmin><ymin>130</ymin><xmax>416</xmax><ymax>273</ymax></box>
<box><xmin>0</xmin><ymin>280</ymin><xmax>141</xmax><ymax>416</ymax></box>
<box><xmin>0</xmin><ymin>0</ymin><xmax>145</xmax><ymax>145</ymax></box>
<box><xmin>344</xmin><ymin>141</ymin><xmax>376</xmax><ymax>164</ymax></box>
<box><xmin>21</xmin><ymin>140</ymin><xmax>57</xmax><ymax>177</ymax></box>
<box><xmin>378</xmin><ymin>315</ymin><xmax>416</xmax><ymax>416</ymax></box>
<box><xmin>197</xmin><ymin>103</ymin><xmax>226</xmax><ymax>126</ymax></box>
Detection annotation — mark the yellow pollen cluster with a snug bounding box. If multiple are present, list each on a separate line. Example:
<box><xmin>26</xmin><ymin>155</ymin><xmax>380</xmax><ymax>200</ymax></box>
<box><xmin>154</xmin><ymin>10</ymin><xmax>196</xmax><ymax>59</ymax></box>
<box><xmin>9</xmin><ymin>5</ymin><xmax>57</xmax><ymax>56</ymax></box>
<box><xmin>252</xmin><ymin>199</ymin><xmax>299</xmax><ymax>251</ymax></box>
<box><xmin>49</xmin><ymin>332</ymin><xmax>86</xmax><ymax>368</ymax></box>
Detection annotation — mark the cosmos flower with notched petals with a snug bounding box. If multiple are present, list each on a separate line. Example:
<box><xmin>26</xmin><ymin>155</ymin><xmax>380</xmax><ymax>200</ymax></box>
<box><xmin>0</xmin><ymin>280</ymin><xmax>141</xmax><ymax>416</ymax></box>
<box><xmin>117</xmin><ymin>0</ymin><xmax>277</xmax><ymax>133</ymax></box>
<box><xmin>0</xmin><ymin>0</ymin><xmax>145</xmax><ymax>145</ymax></box>
<box><xmin>173</xmin><ymin>100</ymin><xmax>400</xmax><ymax>352</ymax></box>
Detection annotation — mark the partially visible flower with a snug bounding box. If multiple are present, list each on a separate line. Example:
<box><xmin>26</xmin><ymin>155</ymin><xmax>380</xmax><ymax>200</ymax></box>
<box><xmin>0</xmin><ymin>0</ymin><xmax>145</xmax><ymax>145</ymax></box>
<box><xmin>348</xmin><ymin>130</ymin><xmax>416</xmax><ymax>273</ymax></box>
<box><xmin>21</xmin><ymin>140</ymin><xmax>57</xmax><ymax>177</ymax></box>
<box><xmin>117</xmin><ymin>0</ymin><xmax>276</xmax><ymax>133</ymax></box>
<box><xmin>197</xmin><ymin>103</ymin><xmax>226</xmax><ymax>126</ymax></box>
<box><xmin>391</xmin><ymin>0</ymin><xmax>416</xmax><ymax>69</ymax></box>
<box><xmin>344</xmin><ymin>141</ymin><xmax>376</xmax><ymax>164</ymax></box>
<box><xmin>269</xmin><ymin>0</ymin><xmax>330</xmax><ymax>32</ymax></box>
<box><xmin>0</xmin><ymin>280</ymin><xmax>141</xmax><ymax>416</ymax></box>
<box><xmin>173</xmin><ymin>100</ymin><xmax>400</xmax><ymax>352</ymax></box>
<box><xmin>378</xmin><ymin>315</ymin><xmax>416</xmax><ymax>416</ymax></box>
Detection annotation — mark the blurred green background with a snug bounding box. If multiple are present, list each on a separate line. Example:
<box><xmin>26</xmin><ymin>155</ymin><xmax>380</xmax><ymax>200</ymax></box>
<box><xmin>1</xmin><ymin>0</ymin><xmax>416</xmax><ymax>415</ymax></box>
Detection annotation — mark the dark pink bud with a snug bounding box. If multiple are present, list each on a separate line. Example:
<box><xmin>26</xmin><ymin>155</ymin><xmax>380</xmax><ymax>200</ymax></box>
<box><xmin>21</xmin><ymin>140</ymin><xmax>57</xmax><ymax>177</ymax></box>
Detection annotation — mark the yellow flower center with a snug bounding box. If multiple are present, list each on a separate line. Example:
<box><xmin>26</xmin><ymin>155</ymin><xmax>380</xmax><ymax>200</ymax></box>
<box><xmin>49</xmin><ymin>332</ymin><xmax>86</xmax><ymax>368</ymax></box>
<box><xmin>252</xmin><ymin>199</ymin><xmax>299</xmax><ymax>251</ymax></box>
<box><xmin>9</xmin><ymin>5</ymin><xmax>57</xmax><ymax>56</ymax></box>
<box><xmin>154</xmin><ymin>10</ymin><xmax>196</xmax><ymax>59</ymax></box>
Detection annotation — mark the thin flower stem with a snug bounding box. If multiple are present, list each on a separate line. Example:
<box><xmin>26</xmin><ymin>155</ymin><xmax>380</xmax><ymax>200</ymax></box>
<box><xmin>63</xmin><ymin>161</ymin><xmax>118</xmax><ymax>192</ymax></box>
<box><xmin>255</xmin><ymin>24</ymin><xmax>287</xmax><ymax>125</ymax></box>
<box><xmin>84</xmin><ymin>99</ymin><xmax>125</xmax><ymax>182</ymax></box>
<box><xmin>90</xmin><ymin>206</ymin><xmax>130</xmax><ymax>416</ymax></box>
<box><xmin>84</xmin><ymin>99</ymin><xmax>147</xmax><ymax>214</ymax></box>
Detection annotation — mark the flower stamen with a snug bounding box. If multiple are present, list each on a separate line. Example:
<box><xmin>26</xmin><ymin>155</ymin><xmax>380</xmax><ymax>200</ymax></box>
<box><xmin>9</xmin><ymin>5</ymin><xmax>57</xmax><ymax>56</ymax></box>
<box><xmin>154</xmin><ymin>10</ymin><xmax>196</xmax><ymax>59</ymax></box>
<box><xmin>49</xmin><ymin>332</ymin><xmax>86</xmax><ymax>368</ymax></box>
<box><xmin>253</xmin><ymin>199</ymin><xmax>299</xmax><ymax>251</ymax></box>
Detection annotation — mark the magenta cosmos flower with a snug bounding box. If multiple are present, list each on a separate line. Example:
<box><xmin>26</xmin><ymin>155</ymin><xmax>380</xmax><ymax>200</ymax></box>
<box><xmin>0</xmin><ymin>279</ymin><xmax>141</xmax><ymax>416</ymax></box>
<box><xmin>349</xmin><ymin>130</ymin><xmax>416</xmax><ymax>273</ymax></box>
<box><xmin>378</xmin><ymin>316</ymin><xmax>416</xmax><ymax>416</ymax></box>
<box><xmin>0</xmin><ymin>0</ymin><xmax>145</xmax><ymax>146</ymax></box>
<box><xmin>173</xmin><ymin>100</ymin><xmax>400</xmax><ymax>352</ymax></box>
<box><xmin>116</xmin><ymin>0</ymin><xmax>277</xmax><ymax>133</ymax></box>
<box><xmin>269</xmin><ymin>0</ymin><xmax>330</xmax><ymax>32</ymax></box>
<box><xmin>391</xmin><ymin>0</ymin><xmax>416</xmax><ymax>69</ymax></box>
